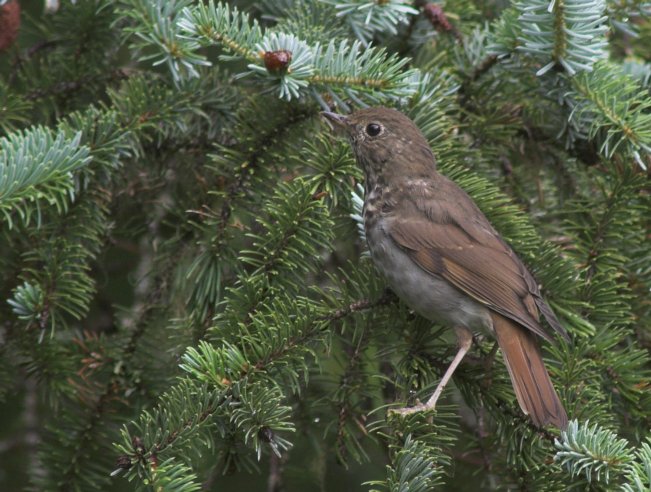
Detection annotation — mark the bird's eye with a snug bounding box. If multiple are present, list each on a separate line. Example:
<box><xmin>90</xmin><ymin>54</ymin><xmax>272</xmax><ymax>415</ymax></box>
<box><xmin>366</xmin><ymin>123</ymin><xmax>382</xmax><ymax>137</ymax></box>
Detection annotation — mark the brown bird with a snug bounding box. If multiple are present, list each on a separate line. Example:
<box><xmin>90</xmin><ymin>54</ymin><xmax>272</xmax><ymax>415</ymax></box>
<box><xmin>322</xmin><ymin>107</ymin><xmax>569</xmax><ymax>429</ymax></box>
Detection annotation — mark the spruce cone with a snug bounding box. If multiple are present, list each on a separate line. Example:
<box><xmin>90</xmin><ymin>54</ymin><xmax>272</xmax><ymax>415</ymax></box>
<box><xmin>0</xmin><ymin>0</ymin><xmax>20</xmax><ymax>52</ymax></box>
<box><xmin>263</xmin><ymin>49</ymin><xmax>292</xmax><ymax>74</ymax></box>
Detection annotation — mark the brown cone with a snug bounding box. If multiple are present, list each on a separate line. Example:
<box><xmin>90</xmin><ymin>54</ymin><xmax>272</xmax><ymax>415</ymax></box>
<box><xmin>0</xmin><ymin>0</ymin><xmax>20</xmax><ymax>52</ymax></box>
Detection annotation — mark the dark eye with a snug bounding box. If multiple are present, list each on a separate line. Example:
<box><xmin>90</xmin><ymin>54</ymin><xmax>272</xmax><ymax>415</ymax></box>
<box><xmin>366</xmin><ymin>123</ymin><xmax>382</xmax><ymax>137</ymax></box>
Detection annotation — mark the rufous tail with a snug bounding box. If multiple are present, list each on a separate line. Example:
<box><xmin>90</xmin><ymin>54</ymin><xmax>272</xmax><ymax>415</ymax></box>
<box><xmin>492</xmin><ymin>312</ymin><xmax>568</xmax><ymax>429</ymax></box>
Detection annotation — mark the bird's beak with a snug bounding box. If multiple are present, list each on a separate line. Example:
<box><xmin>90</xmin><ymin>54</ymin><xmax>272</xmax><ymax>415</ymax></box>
<box><xmin>321</xmin><ymin>111</ymin><xmax>351</xmax><ymax>135</ymax></box>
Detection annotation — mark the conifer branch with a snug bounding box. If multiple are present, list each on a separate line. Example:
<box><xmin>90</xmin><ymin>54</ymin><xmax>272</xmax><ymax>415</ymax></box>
<box><xmin>151</xmin><ymin>0</ymin><xmax>422</xmax><ymax>102</ymax></box>
<box><xmin>372</xmin><ymin>436</ymin><xmax>444</xmax><ymax>491</ymax></box>
<box><xmin>0</xmin><ymin>128</ymin><xmax>91</xmax><ymax>228</ymax></box>
<box><xmin>555</xmin><ymin>420</ymin><xmax>632</xmax><ymax>484</ymax></box>
<box><xmin>0</xmin><ymin>82</ymin><xmax>32</xmax><ymax>133</ymax></box>
<box><xmin>185</xmin><ymin>105</ymin><xmax>317</xmax><ymax>323</ymax></box>
<box><xmin>622</xmin><ymin>439</ymin><xmax>651</xmax><ymax>491</ymax></box>
<box><xmin>517</xmin><ymin>0</ymin><xmax>608</xmax><ymax>76</ymax></box>
<box><xmin>568</xmin><ymin>62</ymin><xmax>651</xmax><ymax>168</ymax></box>
<box><xmin>8</xmin><ymin>189</ymin><xmax>110</xmax><ymax>334</ymax></box>
<box><xmin>321</xmin><ymin>0</ymin><xmax>418</xmax><ymax>45</ymax></box>
<box><xmin>115</xmin><ymin>293</ymin><xmax>393</xmax><ymax>479</ymax></box>
<box><xmin>30</xmin><ymin>268</ymin><xmax>172</xmax><ymax>491</ymax></box>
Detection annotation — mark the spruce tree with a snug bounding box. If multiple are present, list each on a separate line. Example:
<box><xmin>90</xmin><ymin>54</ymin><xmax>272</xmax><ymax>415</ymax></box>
<box><xmin>1</xmin><ymin>0</ymin><xmax>650</xmax><ymax>490</ymax></box>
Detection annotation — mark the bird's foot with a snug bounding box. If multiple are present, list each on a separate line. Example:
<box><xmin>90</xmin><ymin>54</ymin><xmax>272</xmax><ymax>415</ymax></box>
<box><xmin>388</xmin><ymin>400</ymin><xmax>434</xmax><ymax>416</ymax></box>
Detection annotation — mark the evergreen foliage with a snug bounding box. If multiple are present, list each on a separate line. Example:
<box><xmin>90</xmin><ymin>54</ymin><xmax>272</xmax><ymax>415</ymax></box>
<box><xmin>0</xmin><ymin>0</ymin><xmax>649</xmax><ymax>490</ymax></box>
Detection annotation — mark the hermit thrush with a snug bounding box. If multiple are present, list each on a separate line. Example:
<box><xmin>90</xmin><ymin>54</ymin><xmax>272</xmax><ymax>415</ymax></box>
<box><xmin>323</xmin><ymin>107</ymin><xmax>569</xmax><ymax>429</ymax></box>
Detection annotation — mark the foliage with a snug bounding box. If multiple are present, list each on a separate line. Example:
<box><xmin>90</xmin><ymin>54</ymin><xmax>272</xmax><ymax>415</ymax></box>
<box><xmin>555</xmin><ymin>420</ymin><xmax>651</xmax><ymax>489</ymax></box>
<box><xmin>0</xmin><ymin>0</ymin><xmax>649</xmax><ymax>491</ymax></box>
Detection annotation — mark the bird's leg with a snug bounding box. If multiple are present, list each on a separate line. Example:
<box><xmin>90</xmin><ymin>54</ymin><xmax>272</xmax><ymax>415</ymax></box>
<box><xmin>483</xmin><ymin>341</ymin><xmax>499</xmax><ymax>370</ymax></box>
<box><xmin>392</xmin><ymin>326</ymin><xmax>473</xmax><ymax>415</ymax></box>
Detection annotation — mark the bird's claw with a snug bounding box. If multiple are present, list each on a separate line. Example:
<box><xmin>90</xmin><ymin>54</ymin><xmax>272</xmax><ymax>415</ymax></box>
<box><xmin>388</xmin><ymin>400</ymin><xmax>433</xmax><ymax>416</ymax></box>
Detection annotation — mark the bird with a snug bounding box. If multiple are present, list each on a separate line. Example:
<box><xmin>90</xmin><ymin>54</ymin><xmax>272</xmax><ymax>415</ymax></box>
<box><xmin>322</xmin><ymin>107</ymin><xmax>569</xmax><ymax>429</ymax></box>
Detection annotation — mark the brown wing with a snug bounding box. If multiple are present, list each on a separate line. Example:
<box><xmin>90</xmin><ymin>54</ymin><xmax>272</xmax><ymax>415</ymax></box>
<box><xmin>385</xmin><ymin>176</ymin><xmax>568</xmax><ymax>342</ymax></box>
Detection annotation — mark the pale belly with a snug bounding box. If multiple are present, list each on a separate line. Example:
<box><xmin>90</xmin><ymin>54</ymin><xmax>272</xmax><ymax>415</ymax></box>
<box><xmin>366</xmin><ymin>220</ymin><xmax>493</xmax><ymax>334</ymax></box>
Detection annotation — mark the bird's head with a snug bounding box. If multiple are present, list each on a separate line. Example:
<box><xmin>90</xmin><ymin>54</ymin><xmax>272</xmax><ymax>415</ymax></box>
<box><xmin>321</xmin><ymin>107</ymin><xmax>436</xmax><ymax>185</ymax></box>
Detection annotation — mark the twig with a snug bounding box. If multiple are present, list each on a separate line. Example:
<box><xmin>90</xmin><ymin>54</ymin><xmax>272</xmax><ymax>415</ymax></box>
<box><xmin>469</xmin><ymin>54</ymin><xmax>498</xmax><ymax>83</ymax></box>
<box><xmin>267</xmin><ymin>452</ymin><xmax>286</xmax><ymax>492</ymax></box>
<box><xmin>25</xmin><ymin>69</ymin><xmax>128</xmax><ymax>101</ymax></box>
